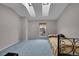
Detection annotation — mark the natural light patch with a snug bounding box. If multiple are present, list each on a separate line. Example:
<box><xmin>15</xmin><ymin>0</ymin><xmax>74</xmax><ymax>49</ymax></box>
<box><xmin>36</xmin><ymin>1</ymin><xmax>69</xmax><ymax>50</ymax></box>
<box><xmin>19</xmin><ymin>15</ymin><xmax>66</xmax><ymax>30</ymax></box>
<box><xmin>42</xmin><ymin>3</ymin><xmax>51</xmax><ymax>16</ymax></box>
<box><xmin>23</xmin><ymin>3</ymin><xmax>36</xmax><ymax>17</ymax></box>
<box><xmin>39</xmin><ymin>23</ymin><xmax>47</xmax><ymax>37</ymax></box>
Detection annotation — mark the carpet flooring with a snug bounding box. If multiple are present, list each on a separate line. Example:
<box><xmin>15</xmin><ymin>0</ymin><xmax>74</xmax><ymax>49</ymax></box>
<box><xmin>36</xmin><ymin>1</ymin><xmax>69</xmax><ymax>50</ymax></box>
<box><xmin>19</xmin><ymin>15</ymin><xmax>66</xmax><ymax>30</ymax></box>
<box><xmin>0</xmin><ymin>39</ymin><xmax>52</xmax><ymax>56</ymax></box>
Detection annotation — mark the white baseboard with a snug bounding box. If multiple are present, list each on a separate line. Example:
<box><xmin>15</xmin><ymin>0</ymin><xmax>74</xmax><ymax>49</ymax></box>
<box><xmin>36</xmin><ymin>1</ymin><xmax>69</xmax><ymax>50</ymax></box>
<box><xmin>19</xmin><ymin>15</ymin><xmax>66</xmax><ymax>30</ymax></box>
<box><xmin>0</xmin><ymin>40</ymin><xmax>19</xmax><ymax>51</ymax></box>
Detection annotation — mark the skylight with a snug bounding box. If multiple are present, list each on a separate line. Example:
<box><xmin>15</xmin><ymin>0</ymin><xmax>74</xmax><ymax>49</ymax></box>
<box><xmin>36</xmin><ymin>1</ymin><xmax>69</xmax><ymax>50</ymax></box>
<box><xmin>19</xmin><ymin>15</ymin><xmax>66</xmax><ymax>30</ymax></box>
<box><xmin>23</xmin><ymin>3</ymin><xmax>36</xmax><ymax>17</ymax></box>
<box><xmin>42</xmin><ymin>3</ymin><xmax>51</xmax><ymax>16</ymax></box>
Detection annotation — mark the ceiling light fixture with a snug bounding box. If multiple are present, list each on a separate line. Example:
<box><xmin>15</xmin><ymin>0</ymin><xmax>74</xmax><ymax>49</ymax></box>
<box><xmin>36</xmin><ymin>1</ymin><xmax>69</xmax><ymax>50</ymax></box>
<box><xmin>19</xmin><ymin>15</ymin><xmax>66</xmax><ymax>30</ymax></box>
<box><xmin>43</xmin><ymin>3</ymin><xmax>49</xmax><ymax>5</ymax></box>
<box><xmin>28</xmin><ymin>3</ymin><xmax>32</xmax><ymax>6</ymax></box>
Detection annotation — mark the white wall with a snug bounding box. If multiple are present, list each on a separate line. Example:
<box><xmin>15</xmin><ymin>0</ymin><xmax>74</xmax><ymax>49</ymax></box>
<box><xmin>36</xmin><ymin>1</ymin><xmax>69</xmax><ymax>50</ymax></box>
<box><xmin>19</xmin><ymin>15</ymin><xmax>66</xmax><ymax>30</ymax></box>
<box><xmin>25</xmin><ymin>18</ymin><xmax>28</xmax><ymax>40</ymax></box>
<box><xmin>58</xmin><ymin>4</ymin><xmax>79</xmax><ymax>38</ymax></box>
<box><xmin>0</xmin><ymin>4</ymin><xmax>21</xmax><ymax>50</ymax></box>
<box><xmin>28</xmin><ymin>20</ymin><xmax>57</xmax><ymax>39</ymax></box>
<box><xmin>19</xmin><ymin>17</ymin><xmax>28</xmax><ymax>41</ymax></box>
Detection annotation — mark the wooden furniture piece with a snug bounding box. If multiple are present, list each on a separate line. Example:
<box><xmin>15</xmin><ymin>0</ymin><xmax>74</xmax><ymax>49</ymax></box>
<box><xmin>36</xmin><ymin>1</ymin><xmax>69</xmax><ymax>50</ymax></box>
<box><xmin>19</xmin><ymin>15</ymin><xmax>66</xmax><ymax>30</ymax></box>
<box><xmin>48</xmin><ymin>34</ymin><xmax>79</xmax><ymax>56</ymax></box>
<box><xmin>48</xmin><ymin>36</ymin><xmax>58</xmax><ymax>55</ymax></box>
<box><xmin>58</xmin><ymin>35</ymin><xmax>79</xmax><ymax>56</ymax></box>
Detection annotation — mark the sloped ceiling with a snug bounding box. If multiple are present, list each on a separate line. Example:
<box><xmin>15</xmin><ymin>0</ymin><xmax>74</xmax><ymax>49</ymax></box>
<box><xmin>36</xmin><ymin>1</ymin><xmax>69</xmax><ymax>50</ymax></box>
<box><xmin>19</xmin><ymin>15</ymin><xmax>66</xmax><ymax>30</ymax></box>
<box><xmin>1</xmin><ymin>3</ymin><xmax>69</xmax><ymax>20</ymax></box>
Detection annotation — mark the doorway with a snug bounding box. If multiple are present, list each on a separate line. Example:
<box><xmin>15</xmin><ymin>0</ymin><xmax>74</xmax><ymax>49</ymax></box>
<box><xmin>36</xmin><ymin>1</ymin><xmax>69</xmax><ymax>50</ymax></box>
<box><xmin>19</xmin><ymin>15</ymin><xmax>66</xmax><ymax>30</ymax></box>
<box><xmin>39</xmin><ymin>23</ymin><xmax>47</xmax><ymax>37</ymax></box>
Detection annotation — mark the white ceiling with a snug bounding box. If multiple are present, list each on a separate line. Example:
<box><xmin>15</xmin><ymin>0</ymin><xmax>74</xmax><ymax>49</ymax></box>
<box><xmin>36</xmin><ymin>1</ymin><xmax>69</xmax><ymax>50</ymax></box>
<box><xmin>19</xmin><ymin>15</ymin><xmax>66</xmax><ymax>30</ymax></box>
<box><xmin>1</xmin><ymin>3</ymin><xmax>69</xmax><ymax>20</ymax></box>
